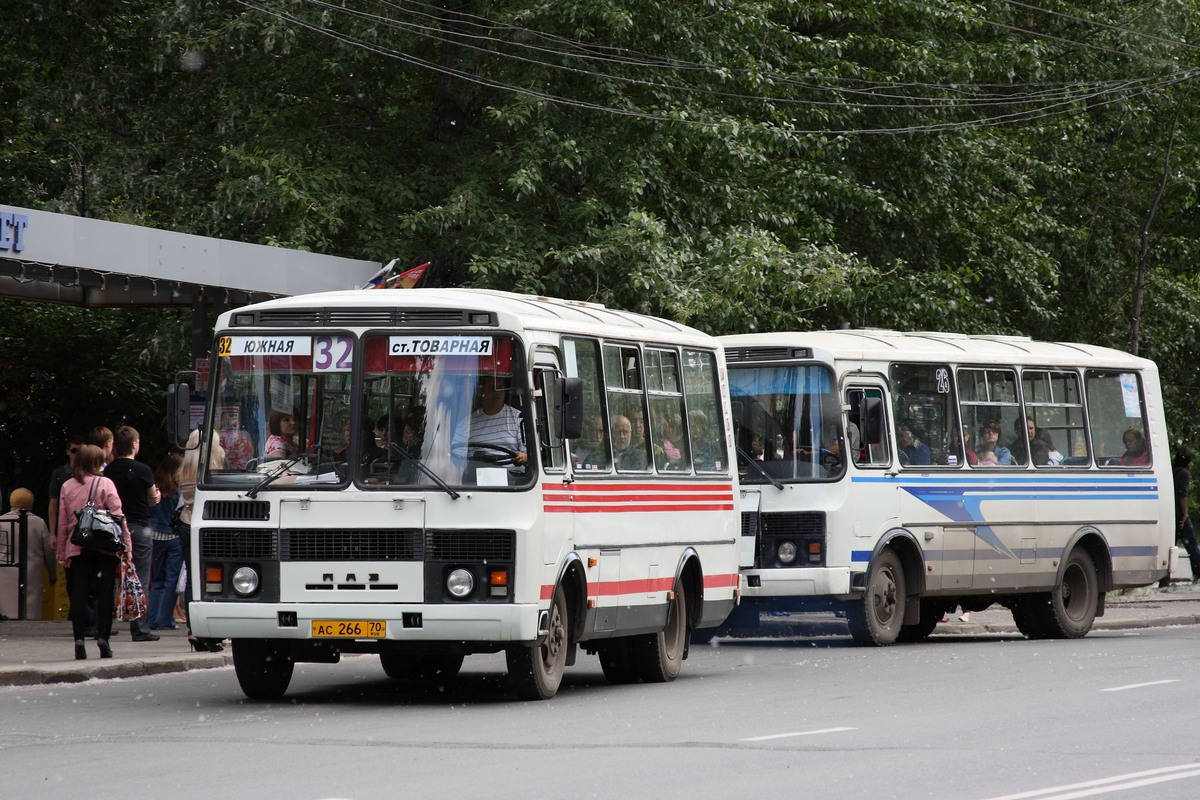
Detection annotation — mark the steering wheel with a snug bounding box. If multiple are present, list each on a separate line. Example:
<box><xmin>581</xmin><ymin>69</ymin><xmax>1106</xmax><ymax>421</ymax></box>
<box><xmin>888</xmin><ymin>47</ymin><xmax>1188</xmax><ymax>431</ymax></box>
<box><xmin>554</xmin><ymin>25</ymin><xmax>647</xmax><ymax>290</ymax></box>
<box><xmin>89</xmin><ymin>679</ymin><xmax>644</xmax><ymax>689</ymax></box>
<box><xmin>817</xmin><ymin>448</ymin><xmax>841</xmax><ymax>469</ymax></box>
<box><xmin>467</xmin><ymin>441</ymin><xmax>520</xmax><ymax>465</ymax></box>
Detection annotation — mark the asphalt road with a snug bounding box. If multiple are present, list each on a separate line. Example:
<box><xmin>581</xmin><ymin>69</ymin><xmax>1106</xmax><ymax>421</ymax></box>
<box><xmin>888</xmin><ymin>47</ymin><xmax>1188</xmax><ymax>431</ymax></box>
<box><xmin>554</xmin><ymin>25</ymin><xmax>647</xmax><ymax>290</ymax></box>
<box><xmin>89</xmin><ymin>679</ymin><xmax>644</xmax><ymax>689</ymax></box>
<box><xmin>4</xmin><ymin>622</ymin><xmax>1200</xmax><ymax>800</ymax></box>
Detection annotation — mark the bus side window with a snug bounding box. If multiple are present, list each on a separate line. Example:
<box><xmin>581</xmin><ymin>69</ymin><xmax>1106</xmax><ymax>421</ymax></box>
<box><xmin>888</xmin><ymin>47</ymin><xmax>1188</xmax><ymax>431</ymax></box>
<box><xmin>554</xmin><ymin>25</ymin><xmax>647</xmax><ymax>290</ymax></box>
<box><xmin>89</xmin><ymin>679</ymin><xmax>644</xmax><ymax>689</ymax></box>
<box><xmin>846</xmin><ymin>388</ymin><xmax>888</xmax><ymax>467</ymax></box>
<box><xmin>564</xmin><ymin>337</ymin><xmax>611</xmax><ymax>473</ymax></box>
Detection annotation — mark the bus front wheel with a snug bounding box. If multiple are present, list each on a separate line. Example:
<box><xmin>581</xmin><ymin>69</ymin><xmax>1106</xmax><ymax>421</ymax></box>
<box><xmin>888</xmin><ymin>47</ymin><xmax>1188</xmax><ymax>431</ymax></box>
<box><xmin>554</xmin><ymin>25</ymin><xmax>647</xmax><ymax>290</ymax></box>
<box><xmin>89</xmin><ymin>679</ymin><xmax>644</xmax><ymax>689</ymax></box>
<box><xmin>507</xmin><ymin>586</ymin><xmax>568</xmax><ymax>700</ymax></box>
<box><xmin>232</xmin><ymin>638</ymin><xmax>295</xmax><ymax>700</ymax></box>
<box><xmin>847</xmin><ymin>549</ymin><xmax>906</xmax><ymax>646</ymax></box>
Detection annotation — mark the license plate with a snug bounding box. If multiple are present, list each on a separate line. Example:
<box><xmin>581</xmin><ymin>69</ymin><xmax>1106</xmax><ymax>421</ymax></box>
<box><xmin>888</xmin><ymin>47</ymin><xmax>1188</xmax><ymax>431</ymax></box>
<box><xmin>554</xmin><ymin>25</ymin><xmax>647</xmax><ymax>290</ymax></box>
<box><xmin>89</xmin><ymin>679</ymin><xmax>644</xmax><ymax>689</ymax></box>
<box><xmin>311</xmin><ymin>619</ymin><xmax>387</xmax><ymax>639</ymax></box>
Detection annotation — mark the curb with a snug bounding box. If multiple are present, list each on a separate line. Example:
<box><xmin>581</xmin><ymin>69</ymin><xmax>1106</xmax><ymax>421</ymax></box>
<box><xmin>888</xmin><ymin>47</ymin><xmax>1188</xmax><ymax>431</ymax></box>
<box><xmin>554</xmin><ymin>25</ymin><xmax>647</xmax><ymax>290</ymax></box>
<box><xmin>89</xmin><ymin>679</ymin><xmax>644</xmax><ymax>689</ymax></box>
<box><xmin>0</xmin><ymin>653</ymin><xmax>232</xmax><ymax>688</ymax></box>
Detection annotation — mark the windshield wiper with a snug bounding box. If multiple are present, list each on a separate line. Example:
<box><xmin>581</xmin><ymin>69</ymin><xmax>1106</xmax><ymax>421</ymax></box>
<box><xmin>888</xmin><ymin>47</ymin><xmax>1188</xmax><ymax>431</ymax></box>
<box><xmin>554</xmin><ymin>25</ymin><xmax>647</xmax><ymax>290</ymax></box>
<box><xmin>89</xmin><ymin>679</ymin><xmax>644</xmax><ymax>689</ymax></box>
<box><xmin>737</xmin><ymin>445</ymin><xmax>784</xmax><ymax>490</ymax></box>
<box><xmin>245</xmin><ymin>454</ymin><xmax>307</xmax><ymax>499</ymax></box>
<box><xmin>389</xmin><ymin>443</ymin><xmax>460</xmax><ymax>500</ymax></box>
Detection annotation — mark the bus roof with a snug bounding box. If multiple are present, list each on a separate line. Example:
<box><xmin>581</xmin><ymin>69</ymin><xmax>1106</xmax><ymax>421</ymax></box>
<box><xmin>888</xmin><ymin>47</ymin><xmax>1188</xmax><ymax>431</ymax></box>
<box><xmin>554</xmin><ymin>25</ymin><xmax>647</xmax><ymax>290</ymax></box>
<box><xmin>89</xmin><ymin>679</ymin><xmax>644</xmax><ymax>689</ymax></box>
<box><xmin>218</xmin><ymin>287</ymin><xmax>710</xmax><ymax>343</ymax></box>
<box><xmin>721</xmin><ymin>329</ymin><xmax>1154</xmax><ymax>370</ymax></box>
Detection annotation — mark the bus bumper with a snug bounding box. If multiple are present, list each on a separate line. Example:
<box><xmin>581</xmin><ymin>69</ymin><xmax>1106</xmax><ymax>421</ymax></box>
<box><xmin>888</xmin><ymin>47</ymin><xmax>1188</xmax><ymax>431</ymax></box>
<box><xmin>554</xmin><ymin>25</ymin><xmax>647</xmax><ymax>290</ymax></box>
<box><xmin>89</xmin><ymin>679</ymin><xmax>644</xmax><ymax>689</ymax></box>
<box><xmin>189</xmin><ymin>601</ymin><xmax>543</xmax><ymax>644</ymax></box>
<box><xmin>740</xmin><ymin>567</ymin><xmax>853</xmax><ymax>599</ymax></box>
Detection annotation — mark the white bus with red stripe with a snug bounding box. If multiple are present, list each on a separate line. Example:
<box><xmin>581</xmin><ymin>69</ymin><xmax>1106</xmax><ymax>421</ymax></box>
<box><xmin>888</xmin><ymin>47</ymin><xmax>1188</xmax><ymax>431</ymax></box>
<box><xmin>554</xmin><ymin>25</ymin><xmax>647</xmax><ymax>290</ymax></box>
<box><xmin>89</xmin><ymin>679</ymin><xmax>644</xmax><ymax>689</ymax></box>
<box><xmin>174</xmin><ymin>288</ymin><xmax>739</xmax><ymax>700</ymax></box>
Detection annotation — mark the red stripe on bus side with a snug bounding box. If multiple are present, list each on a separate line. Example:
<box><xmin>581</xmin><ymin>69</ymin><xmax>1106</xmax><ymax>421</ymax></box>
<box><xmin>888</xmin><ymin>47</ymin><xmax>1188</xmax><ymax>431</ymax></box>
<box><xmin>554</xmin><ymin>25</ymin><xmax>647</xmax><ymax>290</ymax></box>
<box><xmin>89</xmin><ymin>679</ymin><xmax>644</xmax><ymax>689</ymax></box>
<box><xmin>542</xmin><ymin>482</ymin><xmax>734</xmax><ymax>513</ymax></box>
<box><xmin>544</xmin><ymin>503</ymin><xmax>736</xmax><ymax>513</ymax></box>
<box><xmin>556</xmin><ymin>482</ymin><xmax>733</xmax><ymax>494</ymax></box>
<box><xmin>543</xmin><ymin>492</ymin><xmax>734</xmax><ymax>503</ymax></box>
<box><xmin>540</xmin><ymin>573</ymin><xmax>739</xmax><ymax>601</ymax></box>
<box><xmin>703</xmin><ymin>573</ymin><xmax>739</xmax><ymax>589</ymax></box>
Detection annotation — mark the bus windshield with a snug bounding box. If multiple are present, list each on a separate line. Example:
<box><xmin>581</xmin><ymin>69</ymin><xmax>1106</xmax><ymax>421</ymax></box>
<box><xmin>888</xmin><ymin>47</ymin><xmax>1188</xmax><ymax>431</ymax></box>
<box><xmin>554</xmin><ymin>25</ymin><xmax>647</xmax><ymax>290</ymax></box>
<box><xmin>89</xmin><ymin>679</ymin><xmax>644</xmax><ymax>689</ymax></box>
<box><xmin>728</xmin><ymin>363</ymin><xmax>845</xmax><ymax>482</ymax></box>
<box><xmin>203</xmin><ymin>331</ymin><xmax>532</xmax><ymax>490</ymax></box>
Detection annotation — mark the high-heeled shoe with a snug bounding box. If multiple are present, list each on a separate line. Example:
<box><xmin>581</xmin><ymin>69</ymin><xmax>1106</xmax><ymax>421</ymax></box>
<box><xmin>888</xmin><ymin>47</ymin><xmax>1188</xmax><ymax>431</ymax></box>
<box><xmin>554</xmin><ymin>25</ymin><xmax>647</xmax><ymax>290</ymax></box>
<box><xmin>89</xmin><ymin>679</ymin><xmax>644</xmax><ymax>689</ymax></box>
<box><xmin>97</xmin><ymin>638</ymin><xmax>113</xmax><ymax>658</ymax></box>
<box><xmin>74</xmin><ymin>639</ymin><xmax>87</xmax><ymax>660</ymax></box>
<box><xmin>188</xmin><ymin>635</ymin><xmax>223</xmax><ymax>653</ymax></box>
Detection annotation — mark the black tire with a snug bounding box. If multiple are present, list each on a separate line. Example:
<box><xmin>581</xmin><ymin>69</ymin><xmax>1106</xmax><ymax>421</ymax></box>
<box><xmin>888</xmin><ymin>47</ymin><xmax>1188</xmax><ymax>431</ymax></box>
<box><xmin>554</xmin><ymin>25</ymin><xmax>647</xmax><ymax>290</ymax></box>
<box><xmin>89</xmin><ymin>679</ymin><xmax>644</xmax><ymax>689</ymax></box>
<box><xmin>232</xmin><ymin>638</ymin><xmax>295</xmax><ymax>700</ymax></box>
<box><xmin>846</xmin><ymin>549</ymin><xmax>906</xmax><ymax>646</ymax></box>
<box><xmin>1009</xmin><ymin>596</ymin><xmax>1051</xmax><ymax>639</ymax></box>
<box><xmin>1032</xmin><ymin>549</ymin><xmax>1099</xmax><ymax>638</ymax></box>
<box><xmin>380</xmin><ymin>652</ymin><xmax>464</xmax><ymax>682</ymax></box>
<box><xmin>596</xmin><ymin>637</ymin><xmax>640</xmax><ymax>684</ymax></box>
<box><xmin>897</xmin><ymin>598</ymin><xmax>944</xmax><ymax>643</ymax></box>
<box><xmin>506</xmin><ymin>586</ymin><xmax>568</xmax><ymax>700</ymax></box>
<box><xmin>630</xmin><ymin>581</ymin><xmax>689</xmax><ymax>683</ymax></box>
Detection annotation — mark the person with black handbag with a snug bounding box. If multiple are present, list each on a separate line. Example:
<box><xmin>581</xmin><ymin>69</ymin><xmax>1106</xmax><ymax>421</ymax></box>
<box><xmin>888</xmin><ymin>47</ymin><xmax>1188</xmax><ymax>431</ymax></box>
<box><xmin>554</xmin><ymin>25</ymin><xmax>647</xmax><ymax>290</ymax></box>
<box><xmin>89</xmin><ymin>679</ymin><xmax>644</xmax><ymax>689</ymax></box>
<box><xmin>56</xmin><ymin>444</ymin><xmax>133</xmax><ymax>660</ymax></box>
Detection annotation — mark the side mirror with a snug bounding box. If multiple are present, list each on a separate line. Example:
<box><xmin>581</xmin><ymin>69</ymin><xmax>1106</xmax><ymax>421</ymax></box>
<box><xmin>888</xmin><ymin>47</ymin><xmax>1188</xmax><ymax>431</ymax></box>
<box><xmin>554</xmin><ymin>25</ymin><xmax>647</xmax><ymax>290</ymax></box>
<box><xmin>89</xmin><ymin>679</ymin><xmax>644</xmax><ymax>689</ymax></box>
<box><xmin>555</xmin><ymin>376</ymin><xmax>584</xmax><ymax>440</ymax></box>
<box><xmin>167</xmin><ymin>382</ymin><xmax>192</xmax><ymax>447</ymax></box>
<box><xmin>860</xmin><ymin>396</ymin><xmax>884</xmax><ymax>445</ymax></box>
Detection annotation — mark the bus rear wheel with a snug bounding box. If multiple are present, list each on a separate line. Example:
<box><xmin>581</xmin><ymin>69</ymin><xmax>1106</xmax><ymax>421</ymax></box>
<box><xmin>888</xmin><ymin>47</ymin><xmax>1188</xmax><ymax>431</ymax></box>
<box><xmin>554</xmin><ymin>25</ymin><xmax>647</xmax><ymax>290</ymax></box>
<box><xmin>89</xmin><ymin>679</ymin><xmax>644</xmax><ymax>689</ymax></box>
<box><xmin>847</xmin><ymin>549</ymin><xmax>905</xmax><ymax>646</ymax></box>
<box><xmin>630</xmin><ymin>581</ymin><xmax>688</xmax><ymax>683</ymax></box>
<box><xmin>1033</xmin><ymin>548</ymin><xmax>1099</xmax><ymax>638</ymax></box>
<box><xmin>232</xmin><ymin>638</ymin><xmax>295</xmax><ymax>700</ymax></box>
<box><xmin>506</xmin><ymin>586</ymin><xmax>568</xmax><ymax>700</ymax></box>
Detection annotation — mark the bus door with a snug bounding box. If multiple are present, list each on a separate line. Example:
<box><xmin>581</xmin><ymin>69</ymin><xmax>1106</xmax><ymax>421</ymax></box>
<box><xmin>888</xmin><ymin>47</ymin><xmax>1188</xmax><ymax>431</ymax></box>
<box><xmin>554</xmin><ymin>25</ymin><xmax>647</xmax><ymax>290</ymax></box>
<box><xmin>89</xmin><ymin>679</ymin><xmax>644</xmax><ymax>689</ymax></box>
<box><xmin>534</xmin><ymin>348</ymin><xmax>574</xmax><ymax>571</ymax></box>
<box><xmin>844</xmin><ymin>382</ymin><xmax>907</xmax><ymax>562</ymax></box>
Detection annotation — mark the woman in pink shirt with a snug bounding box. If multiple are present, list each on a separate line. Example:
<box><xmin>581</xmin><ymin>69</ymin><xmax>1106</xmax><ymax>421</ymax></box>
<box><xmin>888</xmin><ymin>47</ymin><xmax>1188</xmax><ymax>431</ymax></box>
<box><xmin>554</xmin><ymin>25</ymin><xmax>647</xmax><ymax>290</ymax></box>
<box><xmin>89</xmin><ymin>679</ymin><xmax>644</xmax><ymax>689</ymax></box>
<box><xmin>57</xmin><ymin>444</ymin><xmax>133</xmax><ymax>660</ymax></box>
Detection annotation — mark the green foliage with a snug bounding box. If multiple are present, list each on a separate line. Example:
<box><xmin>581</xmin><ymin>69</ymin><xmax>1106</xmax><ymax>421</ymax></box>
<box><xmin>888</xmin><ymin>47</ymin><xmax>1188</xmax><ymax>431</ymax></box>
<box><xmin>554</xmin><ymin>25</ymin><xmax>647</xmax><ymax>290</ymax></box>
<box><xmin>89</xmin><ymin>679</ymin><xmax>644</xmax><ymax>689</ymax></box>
<box><xmin>4</xmin><ymin>0</ymin><xmax>1200</xmax><ymax>480</ymax></box>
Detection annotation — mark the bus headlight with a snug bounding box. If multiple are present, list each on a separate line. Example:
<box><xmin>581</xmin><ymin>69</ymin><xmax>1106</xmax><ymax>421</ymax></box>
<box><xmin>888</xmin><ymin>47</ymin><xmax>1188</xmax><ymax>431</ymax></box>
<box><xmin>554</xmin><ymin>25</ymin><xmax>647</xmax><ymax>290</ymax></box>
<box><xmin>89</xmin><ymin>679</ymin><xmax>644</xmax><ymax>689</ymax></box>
<box><xmin>232</xmin><ymin>566</ymin><xmax>260</xmax><ymax>596</ymax></box>
<box><xmin>777</xmin><ymin>541</ymin><xmax>798</xmax><ymax>565</ymax></box>
<box><xmin>447</xmin><ymin>568</ymin><xmax>475</xmax><ymax>598</ymax></box>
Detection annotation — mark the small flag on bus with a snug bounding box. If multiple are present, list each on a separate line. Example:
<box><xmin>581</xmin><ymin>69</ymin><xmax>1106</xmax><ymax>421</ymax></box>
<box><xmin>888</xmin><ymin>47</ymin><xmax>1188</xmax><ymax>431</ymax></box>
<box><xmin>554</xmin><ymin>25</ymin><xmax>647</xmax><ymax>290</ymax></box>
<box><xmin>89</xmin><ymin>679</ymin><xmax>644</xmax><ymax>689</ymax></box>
<box><xmin>360</xmin><ymin>259</ymin><xmax>398</xmax><ymax>290</ymax></box>
<box><xmin>379</xmin><ymin>262</ymin><xmax>430</xmax><ymax>289</ymax></box>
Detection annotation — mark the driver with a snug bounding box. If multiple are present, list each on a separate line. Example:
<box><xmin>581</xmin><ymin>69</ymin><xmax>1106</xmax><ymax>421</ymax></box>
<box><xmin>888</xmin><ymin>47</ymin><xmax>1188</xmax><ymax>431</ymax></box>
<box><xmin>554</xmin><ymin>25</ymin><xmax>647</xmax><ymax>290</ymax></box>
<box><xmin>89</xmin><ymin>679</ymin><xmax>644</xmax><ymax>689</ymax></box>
<box><xmin>468</xmin><ymin>375</ymin><xmax>527</xmax><ymax>470</ymax></box>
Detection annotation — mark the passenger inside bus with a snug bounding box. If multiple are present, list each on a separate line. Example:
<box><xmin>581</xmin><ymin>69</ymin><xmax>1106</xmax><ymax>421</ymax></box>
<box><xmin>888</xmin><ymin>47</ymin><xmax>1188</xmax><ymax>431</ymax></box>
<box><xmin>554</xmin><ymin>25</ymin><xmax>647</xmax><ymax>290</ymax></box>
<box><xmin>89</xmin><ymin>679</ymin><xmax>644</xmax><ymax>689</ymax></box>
<box><xmin>978</xmin><ymin>420</ymin><xmax>1013</xmax><ymax>465</ymax></box>
<box><xmin>573</xmin><ymin>413</ymin><xmax>610</xmax><ymax>470</ymax></box>
<box><xmin>612</xmin><ymin>414</ymin><xmax>648</xmax><ymax>470</ymax></box>
<box><xmin>1120</xmin><ymin>427</ymin><xmax>1150</xmax><ymax>466</ymax></box>
<box><xmin>217</xmin><ymin>405</ymin><xmax>255</xmax><ymax>471</ymax></box>
<box><xmin>264</xmin><ymin>410</ymin><xmax>299</xmax><ymax>460</ymax></box>
<box><xmin>394</xmin><ymin>408</ymin><xmax>425</xmax><ymax>482</ymax></box>
<box><xmin>1009</xmin><ymin>415</ymin><xmax>1050</xmax><ymax>466</ymax></box>
<box><xmin>897</xmin><ymin>421</ymin><xmax>931</xmax><ymax>466</ymax></box>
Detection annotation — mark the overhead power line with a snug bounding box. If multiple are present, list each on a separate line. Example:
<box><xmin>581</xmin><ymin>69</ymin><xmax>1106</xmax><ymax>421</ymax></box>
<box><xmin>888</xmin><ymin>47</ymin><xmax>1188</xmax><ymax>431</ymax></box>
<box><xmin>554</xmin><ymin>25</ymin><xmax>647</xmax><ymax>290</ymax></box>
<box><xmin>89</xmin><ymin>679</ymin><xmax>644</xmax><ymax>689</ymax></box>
<box><xmin>234</xmin><ymin>0</ymin><xmax>1199</xmax><ymax>135</ymax></box>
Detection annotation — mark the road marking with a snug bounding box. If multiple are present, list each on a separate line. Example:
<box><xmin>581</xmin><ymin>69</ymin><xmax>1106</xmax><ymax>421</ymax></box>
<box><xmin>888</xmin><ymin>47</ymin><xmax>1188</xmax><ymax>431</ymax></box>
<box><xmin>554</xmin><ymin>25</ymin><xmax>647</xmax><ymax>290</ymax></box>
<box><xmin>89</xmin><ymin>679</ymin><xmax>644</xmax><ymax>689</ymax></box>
<box><xmin>1099</xmin><ymin>678</ymin><xmax>1180</xmax><ymax>692</ymax></box>
<box><xmin>741</xmin><ymin>727</ymin><xmax>856</xmax><ymax>742</ymax></box>
<box><xmin>978</xmin><ymin>764</ymin><xmax>1200</xmax><ymax>800</ymax></box>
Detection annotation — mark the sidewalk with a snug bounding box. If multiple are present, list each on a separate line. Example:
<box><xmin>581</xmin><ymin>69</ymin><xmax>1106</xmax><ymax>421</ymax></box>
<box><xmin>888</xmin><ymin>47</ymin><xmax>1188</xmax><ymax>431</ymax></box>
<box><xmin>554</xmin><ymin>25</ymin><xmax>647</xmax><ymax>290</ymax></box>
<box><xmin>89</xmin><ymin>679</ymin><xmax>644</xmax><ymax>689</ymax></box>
<box><xmin>0</xmin><ymin>622</ymin><xmax>230</xmax><ymax>687</ymax></box>
<box><xmin>2</xmin><ymin>584</ymin><xmax>1200</xmax><ymax>688</ymax></box>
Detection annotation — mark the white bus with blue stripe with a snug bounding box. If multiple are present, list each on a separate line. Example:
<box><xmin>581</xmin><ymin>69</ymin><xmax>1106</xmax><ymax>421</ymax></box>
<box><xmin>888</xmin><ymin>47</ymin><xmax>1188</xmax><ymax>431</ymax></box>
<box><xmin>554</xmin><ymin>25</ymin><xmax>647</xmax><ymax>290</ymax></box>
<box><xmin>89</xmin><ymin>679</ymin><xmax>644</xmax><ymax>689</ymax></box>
<box><xmin>719</xmin><ymin>330</ymin><xmax>1172</xmax><ymax>645</ymax></box>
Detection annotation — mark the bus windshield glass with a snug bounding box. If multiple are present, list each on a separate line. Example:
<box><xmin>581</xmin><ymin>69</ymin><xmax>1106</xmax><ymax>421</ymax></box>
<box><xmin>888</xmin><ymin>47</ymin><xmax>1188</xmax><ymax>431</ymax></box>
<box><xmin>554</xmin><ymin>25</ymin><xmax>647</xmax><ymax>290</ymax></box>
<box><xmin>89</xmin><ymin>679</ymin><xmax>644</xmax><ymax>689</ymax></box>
<box><xmin>203</xmin><ymin>331</ymin><xmax>532</xmax><ymax>490</ymax></box>
<box><xmin>729</xmin><ymin>363</ymin><xmax>845</xmax><ymax>482</ymax></box>
<box><xmin>356</xmin><ymin>332</ymin><xmax>532</xmax><ymax>488</ymax></box>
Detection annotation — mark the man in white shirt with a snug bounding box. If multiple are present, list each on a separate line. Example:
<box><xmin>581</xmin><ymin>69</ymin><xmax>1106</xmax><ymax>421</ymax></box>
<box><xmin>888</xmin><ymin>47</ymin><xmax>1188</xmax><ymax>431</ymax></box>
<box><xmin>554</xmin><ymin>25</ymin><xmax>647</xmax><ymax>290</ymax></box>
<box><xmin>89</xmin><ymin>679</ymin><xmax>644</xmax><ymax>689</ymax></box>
<box><xmin>468</xmin><ymin>377</ymin><xmax>527</xmax><ymax>471</ymax></box>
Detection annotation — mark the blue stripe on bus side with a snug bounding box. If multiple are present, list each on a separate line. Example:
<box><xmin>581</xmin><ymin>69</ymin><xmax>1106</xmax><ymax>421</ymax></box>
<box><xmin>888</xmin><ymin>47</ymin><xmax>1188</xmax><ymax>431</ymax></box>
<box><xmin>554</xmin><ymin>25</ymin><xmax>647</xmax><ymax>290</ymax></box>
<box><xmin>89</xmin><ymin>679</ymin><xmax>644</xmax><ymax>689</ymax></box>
<box><xmin>845</xmin><ymin>475</ymin><xmax>1161</xmax><ymax>564</ymax></box>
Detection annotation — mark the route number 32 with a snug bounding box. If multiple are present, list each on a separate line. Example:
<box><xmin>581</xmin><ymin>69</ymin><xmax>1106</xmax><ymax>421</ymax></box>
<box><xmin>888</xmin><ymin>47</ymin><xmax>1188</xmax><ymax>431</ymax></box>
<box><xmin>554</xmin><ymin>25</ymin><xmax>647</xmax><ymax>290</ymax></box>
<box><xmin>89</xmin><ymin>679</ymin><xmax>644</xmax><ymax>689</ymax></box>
<box><xmin>313</xmin><ymin>335</ymin><xmax>353</xmax><ymax>373</ymax></box>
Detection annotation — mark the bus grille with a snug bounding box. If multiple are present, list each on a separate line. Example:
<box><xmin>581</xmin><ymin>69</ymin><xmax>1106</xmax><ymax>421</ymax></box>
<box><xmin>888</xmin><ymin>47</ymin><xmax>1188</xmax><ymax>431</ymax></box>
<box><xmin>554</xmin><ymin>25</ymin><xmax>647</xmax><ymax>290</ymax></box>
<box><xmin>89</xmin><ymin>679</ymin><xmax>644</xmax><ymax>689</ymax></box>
<box><xmin>199</xmin><ymin>528</ymin><xmax>515</xmax><ymax>563</ymax></box>
<box><xmin>282</xmin><ymin>529</ymin><xmax>423</xmax><ymax>561</ymax></box>
<box><xmin>757</xmin><ymin>511</ymin><xmax>826</xmax><ymax>568</ymax></box>
<box><xmin>203</xmin><ymin>500</ymin><xmax>270</xmax><ymax>521</ymax></box>
<box><xmin>200</xmin><ymin>529</ymin><xmax>278</xmax><ymax>559</ymax></box>
<box><xmin>426</xmin><ymin>529</ymin><xmax>515</xmax><ymax>561</ymax></box>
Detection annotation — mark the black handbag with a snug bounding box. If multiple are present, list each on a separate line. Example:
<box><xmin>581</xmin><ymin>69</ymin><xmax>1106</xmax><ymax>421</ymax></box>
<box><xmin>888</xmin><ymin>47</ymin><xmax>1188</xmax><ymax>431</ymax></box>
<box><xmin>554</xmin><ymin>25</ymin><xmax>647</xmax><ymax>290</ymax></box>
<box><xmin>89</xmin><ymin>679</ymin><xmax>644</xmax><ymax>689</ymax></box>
<box><xmin>70</xmin><ymin>478</ymin><xmax>126</xmax><ymax>554</ymax></box>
